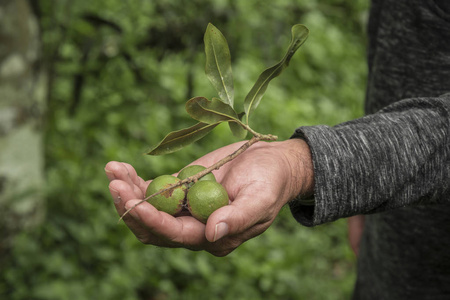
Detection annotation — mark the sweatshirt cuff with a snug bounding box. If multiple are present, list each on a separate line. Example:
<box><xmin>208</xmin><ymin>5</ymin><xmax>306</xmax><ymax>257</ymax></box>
<box><xmin>289</xmin><ymin>125</ymin><xmax>364</xmax><ymax>226</ymax></box>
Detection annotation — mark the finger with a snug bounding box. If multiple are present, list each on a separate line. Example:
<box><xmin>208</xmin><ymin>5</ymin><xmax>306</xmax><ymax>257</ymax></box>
<box><xmin>109</xmin><ymin>179</ymin><xmax>172</xmax><ymax>244</ymax></box>
<box><xmin>108</xmin><ymin>179</ymin><xmax>155</xmax><ymax>240</ymax></box>
<box><xmin>124</xmin><ymin>199</ymin><xmax>209</xmax><ymax>249</ymax></box>
<box><xmin>204</xmin><ymin>203</ymin><xmax>263</xmax><ymax>243</ymax></box>
<box><xmin>106</xmin><ymin>162</ymin><xmax>145</xmax><ymax>198</ymax></box>
<box><xmin>105</xmin><ymin>161</ymin><xmax>134</xmax><ymax>186</ymax></box>
<box><xmin>204</xmin><ymin>186</ymin><xmax>278</xmax><ymax>243</ymax></box>
<box><xmin>105</xmin><ymin>161</ymin><xmax>121</xmax><ymax>181</ymax></box>
<box><xmin>122</xmin><ymin>163</ymin><xmax>148</xmax><ymax>193</ymax></box>
<box><xmin>203</xmin><ymin>222</ymin><xmax>270</xmax><ymax>257</ymax></box>
<box><xmin>121</xmin><ymin>163</ymin><xmax>147</xmax><ymax>198</ymax></box>
<box><xmin>109</xmin><ymin>179</ymin><xmax>143</xmax><ymax>215</ymax></box>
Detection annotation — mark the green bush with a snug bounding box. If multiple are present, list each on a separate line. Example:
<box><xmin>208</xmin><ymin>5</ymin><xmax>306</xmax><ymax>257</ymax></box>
<box><xmin>1</xmin><ymin>0</ymin><xmax>368</xmax><ymax>299</ymax></box>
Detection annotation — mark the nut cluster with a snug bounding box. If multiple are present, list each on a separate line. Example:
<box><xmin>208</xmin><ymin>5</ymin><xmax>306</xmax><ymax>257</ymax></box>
<box><xmin>146</xmin><ymin>165</ymin><xmax>229</xmax><ymax>223</ymax></box>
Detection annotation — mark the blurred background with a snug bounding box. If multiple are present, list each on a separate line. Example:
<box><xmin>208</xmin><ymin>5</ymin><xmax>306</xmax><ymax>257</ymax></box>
<box><xmin>0</xmin><ymin>0</ymin><xmax>368</xmax><ymax>299</ymax></box>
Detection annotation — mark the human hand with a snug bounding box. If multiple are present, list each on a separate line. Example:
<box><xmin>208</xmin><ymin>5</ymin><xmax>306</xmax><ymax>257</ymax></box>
<box><xmin>105</xmin><ymin>138</ymin><xmax>314</xmax><ymax>256</ymax></box>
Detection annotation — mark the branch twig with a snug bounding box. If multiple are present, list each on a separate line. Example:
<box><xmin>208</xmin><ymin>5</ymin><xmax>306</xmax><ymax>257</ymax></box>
<box><xmin>118</xmin><ymin>133</ymin><xmax>277</xmax><ymax>223</ymax></box>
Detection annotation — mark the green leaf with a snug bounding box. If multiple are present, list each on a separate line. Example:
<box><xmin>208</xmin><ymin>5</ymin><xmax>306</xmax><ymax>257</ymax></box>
<box><xmin>244</xmin><ymin>24</ymin><xmax>309</xmax><ymax>124</ymax></box>
<box><xmin>229</xmin><ymin>121</ymin><xmax>247</xmax><ymax>139</ymax></box>
<box><xmin>228</xmin><ymin>111</ymin><xmax>247</xmax><ymax>139</ymax></box>
<box><xmin>146</xmin><ymin>122</ymin><xmax>220</xmax><ymax>155</ymax></box>
<box><xmin>204</xmin><ymin>23</ymin><xmax>234</xmax><ymax>107</ymax></box>
<box><xmin>186</xmin><ymin>97</ymin><xmax>241</xmax><ymax>124</ymax></box>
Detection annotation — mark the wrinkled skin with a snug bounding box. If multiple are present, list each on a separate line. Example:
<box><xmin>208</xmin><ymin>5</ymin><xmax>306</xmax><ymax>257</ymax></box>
<box><xmin>105</xmin><ymin>139</ymin><xmax>314</xmax><ymax>257</ymax></box>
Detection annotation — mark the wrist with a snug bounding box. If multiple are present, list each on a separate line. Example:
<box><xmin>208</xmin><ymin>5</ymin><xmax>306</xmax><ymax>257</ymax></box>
<box><xmin>277</xmin><ymin>138</ymin><xmax>315</xmax><ymax>202</ymax></box>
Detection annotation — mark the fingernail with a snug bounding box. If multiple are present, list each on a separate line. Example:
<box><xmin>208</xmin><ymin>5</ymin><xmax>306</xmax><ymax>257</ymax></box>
<box><xmin>105</xmin><ymin>168</ymin><xmax>115</xmax><ymax>180</ymax></box>
<box><xmin>213</xmin><ymin>222</ymin><xmax>229</xmax><ymax>242</ymax></box>
<box><xmin>110</xmin><ymin>187</ymin><xmax>121</xmax><ymax>204</ymax></box>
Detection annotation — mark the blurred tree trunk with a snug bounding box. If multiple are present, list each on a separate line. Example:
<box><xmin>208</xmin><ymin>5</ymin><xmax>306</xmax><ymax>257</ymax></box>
<box><xmin>0</xmin><ymin>0</ymin><xmax>46</xmax><ymax>255</ymax></box>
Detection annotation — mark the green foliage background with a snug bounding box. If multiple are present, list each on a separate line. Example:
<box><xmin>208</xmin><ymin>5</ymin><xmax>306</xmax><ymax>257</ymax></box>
<box><xmin>1</xmin><ymin>0</ymin><xmax>369</xmax><ymax>299</ymax></box>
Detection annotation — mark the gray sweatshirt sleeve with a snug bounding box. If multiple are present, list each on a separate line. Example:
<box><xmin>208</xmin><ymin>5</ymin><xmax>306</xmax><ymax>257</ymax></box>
<box><xmin>289</xmin><ymin>94</ymin><xmax>450</xmax><ymax>227</ymax></box>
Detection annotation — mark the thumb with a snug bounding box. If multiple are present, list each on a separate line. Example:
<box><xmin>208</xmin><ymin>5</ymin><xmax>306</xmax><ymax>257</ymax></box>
<box><xmin>204</xmin><ymin>196</ymin><xmax>267</xmax><ymax>243</ymax></box>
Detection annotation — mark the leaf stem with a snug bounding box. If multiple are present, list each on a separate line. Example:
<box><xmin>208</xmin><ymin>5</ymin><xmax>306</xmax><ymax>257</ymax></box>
<box><xmin>118</xmin><ymin>133</ymin><xmax>278</xmax><ymax>223</ymax></box>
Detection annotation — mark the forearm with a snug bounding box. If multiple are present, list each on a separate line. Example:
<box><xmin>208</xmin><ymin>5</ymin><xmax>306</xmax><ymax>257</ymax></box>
<box><xmin>290</xmin><ymin>95</ymin><xmax>450</xmax><ymax>226</ymax></box>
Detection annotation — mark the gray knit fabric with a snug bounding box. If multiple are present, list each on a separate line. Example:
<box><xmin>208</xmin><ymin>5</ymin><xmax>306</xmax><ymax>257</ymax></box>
<box><xmin>290</xmin><ymin>0</ymin><xmax>450</xmax><ymax>298</ymax></box>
